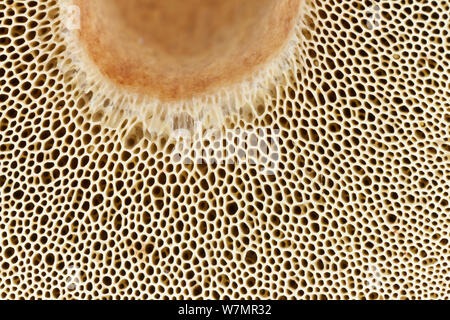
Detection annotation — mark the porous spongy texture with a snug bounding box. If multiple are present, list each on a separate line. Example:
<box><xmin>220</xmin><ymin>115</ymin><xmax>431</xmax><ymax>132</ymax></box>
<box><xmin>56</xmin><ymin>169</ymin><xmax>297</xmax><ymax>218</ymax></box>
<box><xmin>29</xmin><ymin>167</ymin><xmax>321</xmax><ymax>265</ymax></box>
<box><xmin>0</xmin><ymin>0</ymin><xmax>449</xmax><ymax>300</ymax></box>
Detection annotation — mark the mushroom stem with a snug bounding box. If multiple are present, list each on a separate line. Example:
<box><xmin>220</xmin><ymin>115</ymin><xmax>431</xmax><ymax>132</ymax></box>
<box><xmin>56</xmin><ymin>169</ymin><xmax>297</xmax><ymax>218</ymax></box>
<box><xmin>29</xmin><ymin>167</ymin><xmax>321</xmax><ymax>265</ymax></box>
<box><xmin>74</xmin><ymin>0</ymin><xmax>301</xmax><ymax>101</ymax></box>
